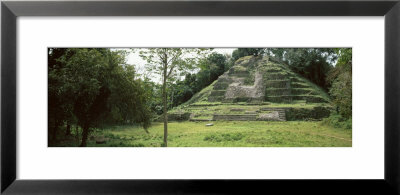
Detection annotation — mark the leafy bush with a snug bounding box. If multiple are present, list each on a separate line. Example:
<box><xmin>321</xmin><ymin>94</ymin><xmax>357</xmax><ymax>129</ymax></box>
<box><xmin>204</xmin><ymin>133</ymin><xmax>244</xmax><ymax>142</ymax></box>
<box><xmin>322</xmin><ymin>114</ymin><xmax>352</xmax><ymax>130</ymax></box>
<box><xmin>329</xmin><ymin>70</ymin><xmax>352</xmax><ymax>119</ymax></box>
<box><xmin>285</xmin><ymin>106</ymin><xmax>331</xmax><ymax>121</ymax></box>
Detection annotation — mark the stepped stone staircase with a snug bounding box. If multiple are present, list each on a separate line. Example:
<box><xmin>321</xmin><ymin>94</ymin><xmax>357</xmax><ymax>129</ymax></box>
<box><xmin>213</xmin><ymin>114</ymin><xmax>258</xmax><ymax>121</ymax></box>
<box><xmin>169</xmin><ymin>55</ymin><xmax>331</xmax><ymax>122</ymax></box>
<box><xmin>208</xmin><ymin>55</ymin><xmax>328</xmax><ymax>104</ymax></box>
<box><xmin>188</xmin><ymin>107</ymin><xmax>287</xmax><ymax>122</ymax></box>
<box><xmin>260</xmin><ymin>107</ymin><xmax>287</xmax><ymax>121</ymax></box>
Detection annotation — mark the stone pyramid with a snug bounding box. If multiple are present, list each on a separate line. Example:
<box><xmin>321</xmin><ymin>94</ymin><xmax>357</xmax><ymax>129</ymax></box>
<box><xmin>168</xmin><ymin>55</ymin><xmax>331</xmax><ymax>122</ymax></box>
<box><xmin>208</xmin><ymin>55</ymin><xmax>329</xmax><ymax>103</ymax></box>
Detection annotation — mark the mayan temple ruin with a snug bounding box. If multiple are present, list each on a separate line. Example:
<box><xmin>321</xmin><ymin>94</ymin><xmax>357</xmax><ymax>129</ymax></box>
<box><xmin>168</xmin><ymin>55</ymin><xmax>331</xmax><ymax>122</ymax></box>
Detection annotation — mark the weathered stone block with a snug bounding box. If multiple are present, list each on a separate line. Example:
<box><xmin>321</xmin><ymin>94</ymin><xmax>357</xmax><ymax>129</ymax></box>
<box><xmin>266</xmin><ymin>88</ymin><xmax>291</xmax><ymax>96</ymax></box>
<box><xmin>265</xmin><ymin>73</ymin><xmax>288</xmax><ymax>80</ymax></box>
<box><xmin>218</xmin><ymin>77</ymin><xmax>231</xmax><ymax>83</ymax></box>
<box><xmin>229</xmin><ymin>73</ymin><xmax>250</xmax><ymax>78</ymax></box>
<box><xmin>291</xmin><ymin>88</ymin><xmax>312</xmax><ymax>95</ymax></box>
<box><xmin>291</xmin><ymin>82</ymin><xmax>308</xmax><ymax>88</ymax></box>
<box><xmin>213</xmin><ymin>114</ymin><xmax>258</xmax><ymax>121</ymax></box>
<box><xmin>257</xmin><ymin>111</ymin><xmax>281</xmax><ymax>121</ymax></box>
<box><xmin>95</xmin><ymin>136</ymin><xmax>107</xmax><ymax>144</ymax></box>
<box><xmin>210</xmin><ymin>90</ymin><xmax>226</xmax><ymax>96</ymax></box>
<box><xmin>285</xmin><ymin>106</ymin><xmax>331</xmax><ymax>121</ymax></box>
<box><xmin>266</xmin><ymin>95</ymin><xmax>293</xmax><ymax>103</ymax></box>
<box><xmin>213</xmin><ymin>82</ymin><xmax>229</xmax><ymax>90</ymax></box>
<box><xmin>208</xmin><ymin>96</ymin><xmax>224</xmax><ymax>102</ymax></box>
<box><xmin>224</xmin><ymin>71</ymin><xmax>265</xmax><ymax>102</ymax></box>
<box><xmin>265</xmin><ymin>80</ymin><xmax>290</xmax><ymax>88</ymax></box>
<box><xmin>245</xmin><ymin>111</ymin><xmax>258</xmax><ymax>114</ymax></box>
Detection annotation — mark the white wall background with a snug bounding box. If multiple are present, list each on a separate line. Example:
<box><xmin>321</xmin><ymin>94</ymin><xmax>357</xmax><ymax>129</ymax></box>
<box><xmin>17</xmin><ymin>17</ymin><xmax>384</xmax><ymax>179</ymax></box>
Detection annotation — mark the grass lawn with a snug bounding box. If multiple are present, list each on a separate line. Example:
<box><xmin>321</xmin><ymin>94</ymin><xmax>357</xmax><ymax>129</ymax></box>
<box><xmin>53</xmin><ymin>121</ymin><xmax>352</xmax><ymax>147</ymax></box>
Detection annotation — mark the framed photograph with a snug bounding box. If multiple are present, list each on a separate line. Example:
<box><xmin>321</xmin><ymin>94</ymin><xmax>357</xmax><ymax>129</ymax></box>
<box><xmin>2</xmin><ymin>0</ymin><xmax>400</xmax><ymax>194</ymax></box>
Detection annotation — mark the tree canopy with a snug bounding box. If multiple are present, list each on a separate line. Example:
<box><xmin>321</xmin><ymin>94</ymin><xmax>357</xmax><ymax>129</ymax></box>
<box><xmin>328</xmin><ymin>48</ymin><xmax>352</xmax><ymax>119</ymax></box>
<box><xmin>48</xmin><ymin>48</ymin><xmax>151</xmax><ymax>146</ymax></box>
<box><xmin>266</xmin><ymin>48</ymin><xmax>337</xmax><ymax>90</ymax></box>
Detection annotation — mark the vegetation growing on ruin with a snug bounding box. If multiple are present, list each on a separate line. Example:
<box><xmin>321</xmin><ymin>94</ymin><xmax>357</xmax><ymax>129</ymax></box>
<box><xmin>49</xmin><ymin>48</ymin><xmax>352</xmax><ymax>147</ymax></box>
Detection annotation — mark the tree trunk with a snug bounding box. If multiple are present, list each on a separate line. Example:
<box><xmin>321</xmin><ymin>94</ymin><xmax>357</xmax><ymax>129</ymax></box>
<box><xmin>52</xmin><ymin>119</ymin><xmax>61</xmax><ymax>142</ymax></box>
<box><xmin>163</xmin><ymin>54</ymin><xmax>168</xmax><ymax>147</ymax></box>
<box><xmin>75</xmin><ymin>125</ymin><xmax>80</xmax><ymax>143</ymax></box>
<box><xmin>171</xmin><ymin>89</ymin><xmax>174</xmax><ymax>108</ymax></box>
<box><xmin>80</xmin><ymin>124</ymin><xmax>89</xmax><ymax>147</ymax></box>
<box><xmin>65</xmin><ymin>122</ymin><xmax>71</xmax><ymax>136</ymax></box>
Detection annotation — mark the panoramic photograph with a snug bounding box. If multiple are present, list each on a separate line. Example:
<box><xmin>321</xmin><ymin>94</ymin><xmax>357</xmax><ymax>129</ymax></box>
<box><xmin>48</xmin><ymin>48</ymin><xmax>352</xmax><ymax>147</ymax></box>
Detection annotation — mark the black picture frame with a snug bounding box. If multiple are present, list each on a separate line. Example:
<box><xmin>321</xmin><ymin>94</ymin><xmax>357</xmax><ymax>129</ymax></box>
<box><xmin>1</xmin><ymin>0</ymin><xmax>399</xmax><ymax>194</ymax></box>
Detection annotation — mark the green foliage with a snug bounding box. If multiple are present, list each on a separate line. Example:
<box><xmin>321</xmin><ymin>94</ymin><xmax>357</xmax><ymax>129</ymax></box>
<box><xmin>167</xmin><ymin>52</ymin><xmax>228</xmax><ymax>108</ymax></box>
<box><xmin>108</xmin><ymin>142</ymin><xmax>145</xmax><ymax>147</ymax></box>
<box><xmin>48</xmin><ymin>48</ymin><xmax>152</xmax><ymax>146</ymax></box>
<box><xmin>244</xmin><ymin>74</ymin><xmax>255</xmax><ymax>85</ymax></box>
<box><xmin>139</xmin><ymin>48</ymin><xmax>208</xmax><ymax>79</ymax></box>
<box><xmin>170</xmin><ymin>101</ymin><xmax>329</xmax><ymax>122</ymax></box>
<box><xmin>322</xmin><ymin>114</ymin><xmax>352</xmax><ymax>130</ymax></box>
<box><xmin>107</xmin><ymin>64</ymin><xmax>152</xmax><ymax>129</ymax></box>
<box><xmin>195</xmin><ymin>52</ymin><xmax>228</xmax><ymax>90</ymax></box>
<box><xmin>328</xmin><ymin>48</ymin><xmax>352</xmax><ymax>119</ymax></box>
<box><xmin>233</xmin><ymin>65</ymin><xmax>247</xmax><ymax>72</ymax></box>
<box><xmin>329</xmin><ymin>72</ymin><xmax>352</xmax><ymax>118</ymax></box>
<box><xmin>285</xmin><ymin>106</ymin><xmax>331</xmax><ymax>121</ymax></box>
<box><xmin>48</xmin><ymin>48</ymin><xmax>75</xmax><ymax>142</ymax></box>
<box><xmin>232</xmin><ymin>48</ymin><xmax>265</xmax><ymax>61</ymax></box>
<box><xmin>266</xmin><ymin>48</ymin><xmax>337</xmax><ymax>90</ymax></box>
<box><xmin>335</xmin><ymin>48</ymin><xmax>352</xmax><ymax>69</ymax></box>
<box><xmin>139</xmin><ymin>48</ymin><xmax>211</xmax><ymax>146</ymax></box>
<box><xmin>52</xmin><ymin>121</ymin><xmax>352</xmax><ymax>147</ymax></box>
<box><xmin>179</xmin><ymin>80</ymin><xmax>217</xmax><ymax>106</ymax></box>
<box><xmin>204</xmin><ymin>133</ymin><xmax>244</xmax><ymax>142</ymax></box>
<box><xmin>225</xmin><ymin>48</ymin><xmax>264</xmax><ymax>71</ymax></box>
<box><xmin>291</xmin><ymin>74</ymin><xmax>331</xmax><ymax>102</ymax></box>
<box><xmin>130</xmin><ymin>50</ymin><xmax>229</xmax><ymax>115</ymax></box>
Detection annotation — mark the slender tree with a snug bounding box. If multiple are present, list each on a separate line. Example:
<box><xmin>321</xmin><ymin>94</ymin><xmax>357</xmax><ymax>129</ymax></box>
<box><xmin>139</xmin><ymin>48</ymin><xmax>208</xmax><ymax>147</ymax></box>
